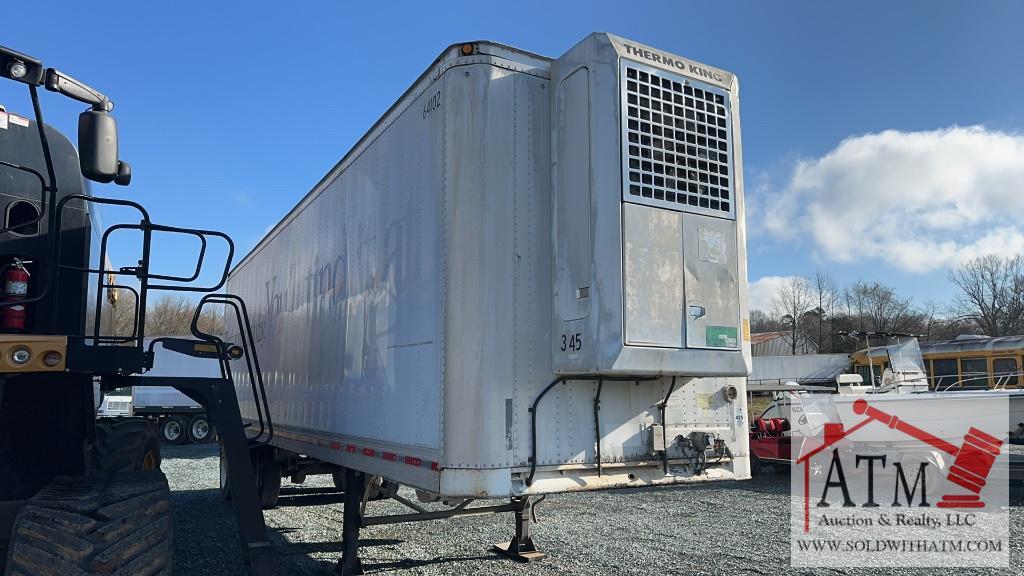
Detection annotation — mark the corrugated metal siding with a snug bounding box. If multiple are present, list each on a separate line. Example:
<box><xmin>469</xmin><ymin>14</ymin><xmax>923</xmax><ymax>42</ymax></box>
<box><xmin>750</xmin><ymin>354</ymin><xmax>849</xmax><ymax>383</ymax></box>
<box><xmin>751</xmin><ymin>334</ymin><xmax>818</xmax><ymax>357</ymax></box>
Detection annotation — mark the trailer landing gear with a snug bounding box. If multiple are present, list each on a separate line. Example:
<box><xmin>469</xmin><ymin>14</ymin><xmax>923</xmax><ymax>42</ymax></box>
<box><xmin>493</xmin><ymin>497</ymin><xmax>546</xmax><ymax>562</ymax></box>
<box><xmin>334</xmin><ymin>481</ymin><xmax>545</xmax><ymax>574</ymax></box>
<box><xmin>337</xmin><ymin>468</ymin><xmax>367</xmax><ymax>576</ymax></box>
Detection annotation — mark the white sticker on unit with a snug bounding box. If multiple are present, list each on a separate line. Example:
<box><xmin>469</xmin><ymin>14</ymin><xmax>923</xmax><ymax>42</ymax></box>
<box><xmin>8</xmin><ymin>114</ymin><xmax>29</xmax><ymax>127</ymax></box>
<box><xmin>698</xmin><ymin>229</ymin><xmax>726</xmax><ymax>264</ymax></box>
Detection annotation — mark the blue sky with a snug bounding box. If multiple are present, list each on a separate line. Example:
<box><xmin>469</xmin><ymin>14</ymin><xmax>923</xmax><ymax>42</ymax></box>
<box><xmin>3</xmin><ymin>1</ymin><xmax>1023</xmax><ymax>311</ymax></box>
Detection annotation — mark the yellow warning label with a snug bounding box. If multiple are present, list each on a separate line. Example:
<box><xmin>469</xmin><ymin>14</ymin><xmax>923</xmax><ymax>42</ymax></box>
<box><xmin>742</xmin><ymin>318</ymin><xmax>751</xmax><ymax>341</ymax></box>
<box><xmin>696</xmin><ymin>394</ymin><xmax>711</xmax><ymax>409</ymax></box>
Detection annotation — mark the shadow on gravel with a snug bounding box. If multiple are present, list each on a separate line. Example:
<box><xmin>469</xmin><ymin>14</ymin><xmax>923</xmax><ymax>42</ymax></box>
<box><xmin>172</xmin><ymin>487</ymin><xmax>338</xmax><ymax>575</ymax></box>
<box><xmin>276</xmin><ymin>537</ymin><xmax>404</xmax><ymax>556</ymax></box>
<box><xmin>361</xmin><ymin>554</ymin><xmax>507</xmax><ymax>574</ymax></box>
<box><xmin>161</xmin><ymin>443</ymin><xmax>220</xmax><ymax>460</ymax></box>
<box><xmin>276</xmin><ymin>487</ymin><xmax>346</xmax><ymax>507</ymax></box>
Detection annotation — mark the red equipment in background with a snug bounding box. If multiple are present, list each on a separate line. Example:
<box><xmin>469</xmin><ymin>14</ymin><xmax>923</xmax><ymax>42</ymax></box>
<box><xmin>2</xmin><ymin>257</ymin><xmax>31</xmax><ymax>331</ymax></box>
<box><xmin>749</xmin><ymin>416</ymin><xmax>792</xmax><ymax>470</ymax></box>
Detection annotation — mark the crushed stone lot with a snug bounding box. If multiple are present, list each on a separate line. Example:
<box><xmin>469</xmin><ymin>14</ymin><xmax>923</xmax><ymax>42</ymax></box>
<box><xmin>166</xmin><ymin>444</ymin><xmax>1021</xmax><ymax>575</ymax></box>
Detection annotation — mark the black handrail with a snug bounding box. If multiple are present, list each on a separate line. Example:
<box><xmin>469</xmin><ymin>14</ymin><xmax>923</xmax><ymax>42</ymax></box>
<box><xmin>0</xmin><ymin>161</ymin><xmax>47</xmax><ymax>236</ymax></box>
<box><xmin>189</xmin><ymin>293</ymin><xmax>273</xmax><ymax>445</ymax></box>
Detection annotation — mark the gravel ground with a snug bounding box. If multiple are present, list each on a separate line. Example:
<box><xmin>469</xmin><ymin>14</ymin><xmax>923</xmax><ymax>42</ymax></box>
<box><xmin>166</xmin><ymin>444</ymin><xmax>1022</xmax><ymax>576</ymax></box>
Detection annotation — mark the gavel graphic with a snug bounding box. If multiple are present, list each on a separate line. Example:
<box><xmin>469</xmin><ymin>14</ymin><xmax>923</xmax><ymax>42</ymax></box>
<box><xmin>852</xmin><ymin>398</ymin><xmax>1003</xmax><ymax>509</ymax></box>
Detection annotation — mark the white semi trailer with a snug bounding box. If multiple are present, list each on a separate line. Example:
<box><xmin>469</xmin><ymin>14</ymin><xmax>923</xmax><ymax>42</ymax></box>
<box><xmin>225</xmin><ymin>32</ymin><xmax>751</xmax><ymax>572</ymax></box>
<box><xmin>93</xmin><ymin>340</ymin><xmax>220</xmax><ymax>443</ymax></box>
<box><xmin>131</xmin><ymin>342</ymin><xmax>218</xmax><ymax>444</ymax></box>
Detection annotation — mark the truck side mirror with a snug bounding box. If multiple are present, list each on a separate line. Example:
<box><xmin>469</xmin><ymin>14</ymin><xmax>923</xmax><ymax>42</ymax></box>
<box><xmin>78</xmin><ymin>109</ymin><xmax>122</xmax><ymax>184</ymax></box>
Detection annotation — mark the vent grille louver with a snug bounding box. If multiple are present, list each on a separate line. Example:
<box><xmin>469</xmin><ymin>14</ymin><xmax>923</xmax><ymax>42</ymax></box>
<box><xmin>105</xmin><ymin>401</ymin><xmax>130</xmax><ymax>413</ymax></box>
<box><xmin>620</xmin><ymin>62</ymin><xmax>735</xmax><ymax>219</ymax></box>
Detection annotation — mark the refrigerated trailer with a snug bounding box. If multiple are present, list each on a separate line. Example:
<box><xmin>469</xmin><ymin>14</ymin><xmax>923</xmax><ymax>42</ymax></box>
<box><xmin>226</xmin><ymin>32</ymin><xmax>751</xmax><ymax>572</ymax></box>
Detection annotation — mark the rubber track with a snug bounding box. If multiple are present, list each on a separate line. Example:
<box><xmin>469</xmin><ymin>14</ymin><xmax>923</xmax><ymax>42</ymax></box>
<box><xmin>4</xmin><ymin>471</ymin><xmax>173</xmax><ymax>576</ymax></box>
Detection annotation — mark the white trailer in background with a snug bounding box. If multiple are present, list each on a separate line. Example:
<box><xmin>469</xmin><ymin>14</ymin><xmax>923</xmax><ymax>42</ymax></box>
<box><xmin>131</xmin><ymin>341</ymin><xmax>218</xmax><ymax>444</ymax></box>
<box><xmin>225</xmin><ymin>32</ymin><xmax>752</xmax><ymax>570</ymax></box>
<box><xmin>95</xmin><ymin>387</ymin><xmax>133</xmax><ymax>418</ymax></box>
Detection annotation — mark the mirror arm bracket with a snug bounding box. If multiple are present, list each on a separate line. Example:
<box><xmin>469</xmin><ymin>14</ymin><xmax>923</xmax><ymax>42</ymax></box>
<box><xmin>43</xmin><ymin>68</ymin><xmax>113</xmax><ymax>111</ymax></box>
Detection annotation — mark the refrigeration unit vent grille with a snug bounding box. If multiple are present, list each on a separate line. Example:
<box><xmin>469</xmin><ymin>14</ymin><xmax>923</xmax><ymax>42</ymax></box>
<box><xmin>621</xmin><ymin>63</ymin><xmax>734</xmax><ymax>219</ymax></box>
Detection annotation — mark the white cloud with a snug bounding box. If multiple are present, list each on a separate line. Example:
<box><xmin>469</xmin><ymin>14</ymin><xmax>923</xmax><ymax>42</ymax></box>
<box><xmin>755</xmin><ymin>126</ymin><xmax>1024</xmax><ymax>272</ymax></box>
<box><xmin>748</xmin><ymin>275</ymin><xmax>800</xmax><ymax>312</ymax></box>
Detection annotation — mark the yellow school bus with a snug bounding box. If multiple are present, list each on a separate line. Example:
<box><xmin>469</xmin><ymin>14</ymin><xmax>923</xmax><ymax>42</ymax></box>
<box><xmin>850</xmin><ymin>336</ymin><xmax>1024</xmax><ymax>390</ymax></box>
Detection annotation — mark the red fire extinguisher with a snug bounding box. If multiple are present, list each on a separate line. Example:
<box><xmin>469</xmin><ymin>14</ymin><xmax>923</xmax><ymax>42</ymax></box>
<box><xmin>3</xmin><ymin>258</ymin><xmax>32</xmax><ymax>331</ymax></box>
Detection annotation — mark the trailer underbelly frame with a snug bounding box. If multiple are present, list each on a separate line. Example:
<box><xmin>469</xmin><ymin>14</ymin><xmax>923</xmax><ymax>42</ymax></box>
<box><xmin>253</xmin><ymin>419</ymin><xmax>741</xmax><ymax>499</ymax></box>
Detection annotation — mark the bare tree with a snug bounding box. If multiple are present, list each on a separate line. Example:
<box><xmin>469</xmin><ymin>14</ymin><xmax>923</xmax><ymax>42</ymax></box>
<box><xmin>769</xmin><ymin>276</ymin><xmax>816</xmax><ymax>355</ymax></box>
<box><xmin>145</xmin><ymin>295</ymin><xmax>196</xmax><ymax>337</ymax></box>
<box><xmin>932</xmin><ymin>316</ymin><xmax>978</xmax><ymax>341</ymax></box>
<box><xmin>811</xmin><ymin>271</ymin><xmax>841</xmax><ymax>352</ymax></box>
<box><xmin>111</xmin><ymin>288</ymin><xmax>138</xmax><ymax>337</ymax></box>
<box><xmin>920</xmin><ymin>299</ymin><xmax>942</xmax><ymax>341</ymax></box>
<box><xmin>949</xmin><ymin>255</ymin><xmax>1024</xmax><ymax>337</ymax></box>
<box><xmin>109</xmin><ymin>292</ymin><xmax>224</xmax><ymax>338</ymax></box>
<box><xmin>844</xmin><ymin>280</ymin><xmax>916</xmax><ymax>333</ymax></box>
<box><xmin>749</xmin><ymin>308</ymin><xmax>783</xmax><ymax>333</ymax></box>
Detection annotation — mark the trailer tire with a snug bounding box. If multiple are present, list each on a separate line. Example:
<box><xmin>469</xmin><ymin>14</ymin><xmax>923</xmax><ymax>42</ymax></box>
<box><xmin>94</xmin><ymin>417</ymin><xmax>161</xmax><ymax>475</ymax></box>
<box><xmin>157</xmin><ymin>416</ymin><xmax>188</xmax><ymax>445</ymax></box>
<box><xmin>186</xmin><ymin>415</ymin><xmax>213</xmax><ymax>444</ymax></box>
<box><xmin>3</xmin><ymin>471</ymin><xmax>172</xmax><ymax>576</ymax></box>
<box><xmin>218</xmin><ymin>442</ymin><xmax>231</xmax><ymax>500</ymax></box>
<box><xmin>219</xmin><ymin>444</ymin><xmax>281</xmax><ymax>508</ymax></box>
<box><xmin>254</xmin><ymin>446</ymin><xmax>281</xmax><ymax>509</ymax></box>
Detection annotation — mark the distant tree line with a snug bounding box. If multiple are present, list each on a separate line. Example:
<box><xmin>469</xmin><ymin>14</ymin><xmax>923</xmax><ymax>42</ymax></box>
<box><xmin>752</xmin><ymin>254</ymin><xmax>1023</xmax><ymax>354</ymax></box>
<box><xmin>112</xmin><ymin>293</ymin><xmax>224</xmax><ymax>338</ymax></box>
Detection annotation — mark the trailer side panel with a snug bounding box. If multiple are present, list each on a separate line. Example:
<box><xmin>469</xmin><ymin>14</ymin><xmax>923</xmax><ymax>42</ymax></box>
<box><xmin>230</xmin><ymin>75</ymin><xmax>446</xmax><ymax>452</ymax></box>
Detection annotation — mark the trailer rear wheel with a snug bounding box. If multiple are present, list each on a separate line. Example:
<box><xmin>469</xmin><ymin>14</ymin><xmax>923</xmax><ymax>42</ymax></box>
<box><xmin>187</xmin><ymin>415</ymin><xmax>213</xmax><ymax>444</ymax></box>
<box><xmin>219</xmin><ymin>442</ymin><xmax>231</xmax><ymax>500</ymax></box>
<box><xmin>3</xmin><ymin>471</ymin><xmax>173</xmax><ymax>576</ymax></box>
<box><xmin>157</xmin><ymin>416</ymin><xmax>187</xmax><ymax>445</ymax></box>
<box><xmin>94</xmin><ymin>417</ymin><xmax>161</xmax><ymax>475</ymax></box>
<box><xmin>219</xmin><ymin>444</ymin><xmax>281</xmax><ymax>508</ymax></box>
<box><xmin>254</xmin><ymin>446</ymin><xmax>281</xmax><ymax>509</ymax></box>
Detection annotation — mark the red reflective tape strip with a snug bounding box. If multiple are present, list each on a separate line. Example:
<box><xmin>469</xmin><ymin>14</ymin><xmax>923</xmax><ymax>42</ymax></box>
<box><xmin>333</xmin><ymin>444</ymin><xmax>437</xmax><ymax>472</ymax></box>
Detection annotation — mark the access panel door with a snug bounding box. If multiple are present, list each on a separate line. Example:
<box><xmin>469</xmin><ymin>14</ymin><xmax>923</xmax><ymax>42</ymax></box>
<box><xmin>682</xmin><ymin>213</ymin><xmax>740</xmax><ymax>350</ymax></box>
